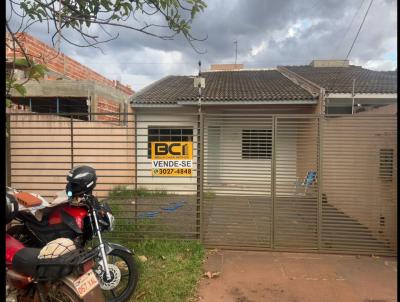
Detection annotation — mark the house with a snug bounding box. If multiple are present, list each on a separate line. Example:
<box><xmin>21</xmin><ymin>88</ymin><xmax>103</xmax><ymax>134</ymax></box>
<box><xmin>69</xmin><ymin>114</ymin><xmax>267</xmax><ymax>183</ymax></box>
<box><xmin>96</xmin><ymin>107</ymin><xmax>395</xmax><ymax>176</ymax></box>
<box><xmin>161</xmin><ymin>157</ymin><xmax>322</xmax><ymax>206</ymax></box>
<box><xmin>6</xmin><ymin>33</ymin><xmax>134</xmax><ymax>121</ymax></box>
<box><xmin>129</xmin><ymin>60</ymin><xmax>397</xmax><ymax>255</ymax></box>
<box><xmin>130</xmin><ymin>60</ymin><xmax>397</xmax><ymax>193</ymax></box>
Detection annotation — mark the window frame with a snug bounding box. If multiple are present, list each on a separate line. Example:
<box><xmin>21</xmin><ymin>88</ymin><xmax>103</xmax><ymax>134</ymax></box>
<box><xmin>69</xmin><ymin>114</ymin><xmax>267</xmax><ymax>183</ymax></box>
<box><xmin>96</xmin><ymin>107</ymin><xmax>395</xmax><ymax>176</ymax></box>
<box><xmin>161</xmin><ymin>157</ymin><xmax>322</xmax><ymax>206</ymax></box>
<box><xmin>147</xmin><ymin>126</ymin><xmax>194</xmax><ymax>159</ymax></box>
<box><xmin>241</xmin><ymin>129</ymin><xmax>272</xmax><ymax>160</ymax></box>
<box><xmin>379</xmin><ymin>148</ymin><xmax>394</xmax><ymax>181</ymax></box>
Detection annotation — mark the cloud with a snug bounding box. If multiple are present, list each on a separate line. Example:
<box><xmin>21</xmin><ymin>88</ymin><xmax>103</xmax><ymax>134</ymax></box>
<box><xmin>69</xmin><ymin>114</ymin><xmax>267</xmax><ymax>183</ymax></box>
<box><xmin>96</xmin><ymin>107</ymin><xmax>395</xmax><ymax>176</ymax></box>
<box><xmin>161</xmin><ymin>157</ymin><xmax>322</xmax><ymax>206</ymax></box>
<box><xmin>6</xmin><ymin>0</ymin><xmax>397</xmax><ymax>91</ymax></box>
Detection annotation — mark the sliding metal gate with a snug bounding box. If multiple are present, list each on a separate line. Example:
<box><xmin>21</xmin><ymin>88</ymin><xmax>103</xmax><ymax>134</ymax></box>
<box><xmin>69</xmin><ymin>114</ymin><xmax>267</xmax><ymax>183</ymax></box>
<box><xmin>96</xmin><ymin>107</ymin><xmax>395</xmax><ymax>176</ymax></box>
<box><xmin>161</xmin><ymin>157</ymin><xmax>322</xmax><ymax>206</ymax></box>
<box><xmin>202</xmin><ymin>114</ymin><xmax>273</xmax><ymax>248</ymax></box>
<box><xmin>202</xmin><ymin>113</ymin><xmax>397</xmax><ymax>256</ymax></box>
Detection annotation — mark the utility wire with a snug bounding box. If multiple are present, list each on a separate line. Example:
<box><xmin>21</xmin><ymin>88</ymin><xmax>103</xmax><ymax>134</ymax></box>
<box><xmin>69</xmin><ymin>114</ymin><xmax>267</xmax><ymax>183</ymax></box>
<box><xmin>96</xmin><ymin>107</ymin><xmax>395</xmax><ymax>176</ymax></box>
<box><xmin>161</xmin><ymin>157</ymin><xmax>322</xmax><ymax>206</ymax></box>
<box><xmin>345</xmin><ymin>0</ymin><xmax>374</xmax><ymax>60</ymax></box>
<box><xmin>327</xmin><ymin>0</ymin><xmax>374</xmax><ymax>95</ymax></box>
<box><xmin>332</xmin><ymin>0</ymin><xmax>366</xmax><ymax>58</ymax></box>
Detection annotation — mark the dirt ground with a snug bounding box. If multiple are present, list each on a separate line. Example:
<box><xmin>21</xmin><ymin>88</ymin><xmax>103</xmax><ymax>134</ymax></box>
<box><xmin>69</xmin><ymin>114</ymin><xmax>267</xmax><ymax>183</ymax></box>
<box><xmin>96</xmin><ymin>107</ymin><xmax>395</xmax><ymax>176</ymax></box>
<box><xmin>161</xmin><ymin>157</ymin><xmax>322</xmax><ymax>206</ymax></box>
<box><xmin>195</xmin><ymin>250</ymin><xmax>397</xmax><ymax>302</ymax></box>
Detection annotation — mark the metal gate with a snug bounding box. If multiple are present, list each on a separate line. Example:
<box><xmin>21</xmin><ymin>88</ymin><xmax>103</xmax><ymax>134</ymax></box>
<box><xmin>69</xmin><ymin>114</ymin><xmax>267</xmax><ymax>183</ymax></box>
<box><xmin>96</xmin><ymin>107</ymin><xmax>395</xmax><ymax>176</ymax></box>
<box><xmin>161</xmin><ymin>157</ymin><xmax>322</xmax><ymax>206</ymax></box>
<box><xmin>202</xmin><ymin>113</ymin><xmax>397</xmax><ymax>256</ymax></box>
<box><xmin>202</xmin><ymin>114</ymin><xmax>273</xmax><ymax>248</ymax></box>
<box><xmin>273</xmin><ymin>116</ymin><xmax>319</xmax><ymax>251</ymax></box>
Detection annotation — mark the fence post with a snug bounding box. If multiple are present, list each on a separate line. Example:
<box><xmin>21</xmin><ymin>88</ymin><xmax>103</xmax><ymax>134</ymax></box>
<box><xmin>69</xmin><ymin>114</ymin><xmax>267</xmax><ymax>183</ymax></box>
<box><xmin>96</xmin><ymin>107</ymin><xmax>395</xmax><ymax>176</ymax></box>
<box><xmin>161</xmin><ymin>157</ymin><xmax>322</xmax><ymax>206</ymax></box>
<box><xmin>134</xmin><ymin>111</ymin><xmax>138</xmax><ymax>221</ymax></box>
<box><xmin>271</xmin><ymin>116</ymin><xmax>277</xmax><ymax>249</ymax></box>
<box><xmin>196</xmin><ymin>111</ymin><xmax>204</xmax><ymax>241</ymax></box>
<box><xmin>70</xmin><ymin>115</ymin><xmax>74</xmax><ymax>169</ymax></box>
<box><xmin>6</xmin><ymin>113</ymin><xmax>11</xmax><ymax>187</ymax></box>
<box><xmin>317</xmin><ymin>115</ymin><xmax>324</xmax><ymax>251</ymax></box>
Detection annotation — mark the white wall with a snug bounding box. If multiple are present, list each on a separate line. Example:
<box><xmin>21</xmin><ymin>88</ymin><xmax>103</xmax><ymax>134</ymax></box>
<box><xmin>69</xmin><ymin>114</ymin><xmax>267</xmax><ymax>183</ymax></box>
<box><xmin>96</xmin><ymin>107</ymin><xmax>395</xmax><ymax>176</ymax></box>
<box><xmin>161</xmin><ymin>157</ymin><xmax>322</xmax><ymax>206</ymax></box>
<box><xmin>204</xmin><ymin>116</ymin><xmax>297</xmax><ymax>196</ymax></box>
<box><xmin>135</xmin><ymin>109</ymin><xmax>298</xmax><ymax>196</ymax></box>
<box><xmin>136</xmin><ymin>110</ymin><xmax>198</xmax><ymax>193</ymax></box>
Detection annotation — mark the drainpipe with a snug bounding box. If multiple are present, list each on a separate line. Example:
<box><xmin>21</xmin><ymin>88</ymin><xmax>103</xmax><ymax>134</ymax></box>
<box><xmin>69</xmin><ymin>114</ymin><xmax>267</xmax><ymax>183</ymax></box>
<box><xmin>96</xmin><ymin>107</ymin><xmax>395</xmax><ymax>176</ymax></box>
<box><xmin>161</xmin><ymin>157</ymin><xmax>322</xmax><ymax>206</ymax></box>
<box><xmin>320</xmin><ymin>88</ymin><xmax>326</xmax><ymax>115</ymax></box>
<box><xmin>351</xmin><ymin>78</ymin><xmax>356</xmax><ymax>114</ymax></box>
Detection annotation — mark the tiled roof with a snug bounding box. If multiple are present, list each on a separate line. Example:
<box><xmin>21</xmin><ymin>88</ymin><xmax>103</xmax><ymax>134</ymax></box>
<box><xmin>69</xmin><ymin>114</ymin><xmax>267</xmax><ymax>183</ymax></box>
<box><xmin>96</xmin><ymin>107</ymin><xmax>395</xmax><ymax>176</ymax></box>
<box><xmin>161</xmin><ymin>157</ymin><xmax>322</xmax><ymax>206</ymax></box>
<box><xmin>131</xmin><ymin>70</ymin><xmax>315</xmax><ymax>105</ymax></box>
<box><xmin>284</xmin><ymin>65</ymin><xmax>397</xmax><ymax>94</ymax></box>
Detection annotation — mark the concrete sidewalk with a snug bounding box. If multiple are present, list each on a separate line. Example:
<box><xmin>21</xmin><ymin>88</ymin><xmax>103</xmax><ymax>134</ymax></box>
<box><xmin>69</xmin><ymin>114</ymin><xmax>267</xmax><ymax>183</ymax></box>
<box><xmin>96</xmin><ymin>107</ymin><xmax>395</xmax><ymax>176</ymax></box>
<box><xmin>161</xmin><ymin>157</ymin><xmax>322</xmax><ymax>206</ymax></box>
<box><xmin>196</xmin><ymin>250</ymin><xmax>397</xmax><ymax>302</ymax></box>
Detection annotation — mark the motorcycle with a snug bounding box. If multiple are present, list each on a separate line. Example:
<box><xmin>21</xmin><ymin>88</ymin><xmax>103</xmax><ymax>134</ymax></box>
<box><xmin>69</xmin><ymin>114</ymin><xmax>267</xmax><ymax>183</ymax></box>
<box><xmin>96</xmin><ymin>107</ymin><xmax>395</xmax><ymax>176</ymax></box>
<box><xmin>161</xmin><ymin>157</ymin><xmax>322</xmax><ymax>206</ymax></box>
<box><xmin>7</xmin><ymin>173</ymin><xmax>139</xmax><ymax>302</ymax></box>
<box><xmin>6</xmin><ymin>194</ymin><xmax>105</xmax><ymax>302</ymax></box>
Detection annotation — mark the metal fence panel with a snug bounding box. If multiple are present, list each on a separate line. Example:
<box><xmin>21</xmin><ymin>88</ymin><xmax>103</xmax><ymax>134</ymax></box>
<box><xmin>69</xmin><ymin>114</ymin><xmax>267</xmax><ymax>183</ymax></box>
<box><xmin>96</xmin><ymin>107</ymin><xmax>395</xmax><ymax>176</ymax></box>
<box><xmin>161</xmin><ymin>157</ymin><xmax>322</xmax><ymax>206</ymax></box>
<box><xmin>274</xmin><ymin>117</ymin><xmax>319</xmax><ymax>250</ymax></box>
<box><xmin>6</xmin><ymin>111</ymin><xmax>397</xmax><ymax>255</ymax></box>
<box><xmin>202</xmin><ymin>114</ymin><xmax>273</xmax><ymax>248</ymax></box>
<box><xmin>8</xmin><ymin>112</ymin><xmax>135</xmax><ymax>200</ymax></box>
<box><xmin>7</xmin><ymin>111</ymin><xmax>200</xmax><ymax>241</ymax></box>
<box><xmin>321</xmin><ymin>115</ymin><xmax>397</xmax><ymax>255</ymax></box>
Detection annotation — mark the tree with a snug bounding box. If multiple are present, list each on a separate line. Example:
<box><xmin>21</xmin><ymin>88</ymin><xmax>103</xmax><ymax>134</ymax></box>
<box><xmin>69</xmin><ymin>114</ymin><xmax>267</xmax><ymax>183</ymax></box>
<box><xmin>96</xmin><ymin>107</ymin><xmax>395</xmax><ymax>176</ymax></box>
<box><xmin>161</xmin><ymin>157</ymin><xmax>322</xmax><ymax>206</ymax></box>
<box><xmin>6</xmin><ymin>0</ymin><xmax>207</xmax><ymax>102</ymax></box>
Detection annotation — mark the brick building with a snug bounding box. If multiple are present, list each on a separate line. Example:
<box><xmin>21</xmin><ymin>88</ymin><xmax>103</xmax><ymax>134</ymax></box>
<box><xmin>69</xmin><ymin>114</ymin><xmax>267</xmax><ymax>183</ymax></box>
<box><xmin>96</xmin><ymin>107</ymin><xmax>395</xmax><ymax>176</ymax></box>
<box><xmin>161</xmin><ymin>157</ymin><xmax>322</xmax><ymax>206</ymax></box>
<box><xmin>6</xmin><ymin>33</ymin><xmax>134</xmax><ymax>121</ymax></box>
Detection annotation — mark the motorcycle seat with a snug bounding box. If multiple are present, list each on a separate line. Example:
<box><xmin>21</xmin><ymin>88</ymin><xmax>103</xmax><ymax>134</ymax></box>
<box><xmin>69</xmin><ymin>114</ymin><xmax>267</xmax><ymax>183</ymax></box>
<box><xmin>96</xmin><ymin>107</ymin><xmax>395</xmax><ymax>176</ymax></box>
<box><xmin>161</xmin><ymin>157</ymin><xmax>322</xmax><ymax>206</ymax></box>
<box><xmin>12</xmin><ymin>247</ymin><xmax>40</xmax><ymax>277</ymax></box>
<box><xmin>15</xmin><ymin>192</ymin><xmax>42</xmax><ymax>208</ymax></box>
<box><xmin>17</xmin><ymin>211</ymin><xmax>49</xmax><ymax>227</ymax></box>
<box><xmin>12</xmin><ymin>247</ymin><xmax>77</xmax><ymax>281</ymax></box>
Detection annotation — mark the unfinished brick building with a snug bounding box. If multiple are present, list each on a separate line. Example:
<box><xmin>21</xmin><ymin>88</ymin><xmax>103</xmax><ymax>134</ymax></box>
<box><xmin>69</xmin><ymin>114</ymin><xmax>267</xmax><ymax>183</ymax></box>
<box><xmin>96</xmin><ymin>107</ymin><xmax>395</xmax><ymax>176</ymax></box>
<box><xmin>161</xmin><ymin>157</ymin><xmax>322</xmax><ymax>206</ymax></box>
<box><xmin>6</xmin><ymin>33</ymin><xmax>134</xmax><ymax>121</ymax></box>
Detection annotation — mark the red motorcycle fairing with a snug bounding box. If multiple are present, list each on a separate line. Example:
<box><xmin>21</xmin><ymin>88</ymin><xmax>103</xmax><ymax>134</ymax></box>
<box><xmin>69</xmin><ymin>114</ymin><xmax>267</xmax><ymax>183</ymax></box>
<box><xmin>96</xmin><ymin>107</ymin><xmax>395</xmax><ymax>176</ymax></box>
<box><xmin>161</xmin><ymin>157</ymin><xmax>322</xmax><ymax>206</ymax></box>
<box><xmin>6</xmin><ymin>234</ymin><xmax>25</xmax><ymax>266</ymax></box>
<box><xmin>48</xmin><ymin>204</ymin><xmax>88</xmax><ymax>230</ymax></box>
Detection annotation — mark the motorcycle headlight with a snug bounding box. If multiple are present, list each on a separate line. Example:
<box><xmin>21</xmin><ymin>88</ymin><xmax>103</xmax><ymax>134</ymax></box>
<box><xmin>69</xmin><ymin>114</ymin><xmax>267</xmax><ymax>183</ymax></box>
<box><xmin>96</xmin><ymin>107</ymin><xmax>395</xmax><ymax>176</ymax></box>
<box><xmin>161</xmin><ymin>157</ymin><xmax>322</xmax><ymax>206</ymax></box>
<box><xmin>106</xmin><ymin>212</ymin><xmax>115</xmax><ymax>232</ymax></box>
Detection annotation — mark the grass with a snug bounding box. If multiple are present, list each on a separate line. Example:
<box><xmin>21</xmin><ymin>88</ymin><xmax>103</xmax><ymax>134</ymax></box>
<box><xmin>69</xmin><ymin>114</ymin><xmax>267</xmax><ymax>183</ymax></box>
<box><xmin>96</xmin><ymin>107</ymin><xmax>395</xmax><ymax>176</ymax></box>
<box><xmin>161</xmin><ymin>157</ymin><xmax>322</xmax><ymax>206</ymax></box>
<box><xmin>105</xmin><ymin>186</ymin><xmax>197</xmax><ymax>239</ymax></box>
<box><xmin>108</xmin><ymin>185</ymin><xmax>169</xmax><ymax>199</ymax></box>
<box><xmin>103</xmin><ymin>187</ymin><xmax>205</xmax><ymax>301</ymax></box>
<box><xmin>105</xmin><ymin>188</ymin><xmax>173</xmax><ymax>238</ymax></box>
<box><xmin>122</xmin><ymin>239</ymin><xmax>205</xmax><ymax>302</ymax></box>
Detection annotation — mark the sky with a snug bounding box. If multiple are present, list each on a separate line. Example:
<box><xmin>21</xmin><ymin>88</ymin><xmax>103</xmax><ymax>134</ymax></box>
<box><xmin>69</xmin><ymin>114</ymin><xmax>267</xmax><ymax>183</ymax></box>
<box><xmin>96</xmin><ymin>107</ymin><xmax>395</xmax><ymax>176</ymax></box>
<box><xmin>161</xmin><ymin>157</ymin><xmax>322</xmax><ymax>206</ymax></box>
<box><xmin>6</xmin><ymin>0</ymin><xmax>397</xmax><ymax>92</ymax></box>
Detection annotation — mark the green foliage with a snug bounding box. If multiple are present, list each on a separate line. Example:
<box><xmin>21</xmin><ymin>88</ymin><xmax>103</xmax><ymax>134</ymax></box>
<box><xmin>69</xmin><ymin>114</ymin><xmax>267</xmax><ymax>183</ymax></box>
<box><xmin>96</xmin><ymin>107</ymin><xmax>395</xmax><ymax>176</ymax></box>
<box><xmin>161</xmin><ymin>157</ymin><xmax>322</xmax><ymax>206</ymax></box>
<box><xmin>7</xmin><ymin>0</ymin><xmax>206</xmax><ymax>105</ymax></box>
<box><xmin>12</xmin><ymin>83</ymin><xmax>27</xmax><ymax>96</ymax></box>
<box><xmin>6</xmin><ymin>58</ymin><xmax>48</xmax><ymax>103</ymax></box>
<box><xmin>107</xmin><ymin>185</ymin><xmax>169</xmax><ymax>199</ymax></box>
<box><xmin>204</xmin><ymin>191</ymin><xmax>216</xmax><ymax>199</ymax></box>
<box><xmin>17</xmin><ymin>0</ymin><xmax>207</xmax><ymax>40</ymax></box>
<box><xmin>125</xmin><ymin>240</ymin><xmax>204</xmax><ymax>302</ymax></box>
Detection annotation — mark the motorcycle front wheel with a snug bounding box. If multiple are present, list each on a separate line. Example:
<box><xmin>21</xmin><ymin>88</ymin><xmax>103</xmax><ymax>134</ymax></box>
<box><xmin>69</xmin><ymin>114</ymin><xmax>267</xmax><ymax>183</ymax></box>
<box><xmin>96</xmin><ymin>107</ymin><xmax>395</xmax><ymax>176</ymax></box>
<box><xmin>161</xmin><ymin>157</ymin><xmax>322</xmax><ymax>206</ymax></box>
<box><xmin>97</xmin><ymin>249</ymin><xmax>139</xmax><ymax>302</ymax></box>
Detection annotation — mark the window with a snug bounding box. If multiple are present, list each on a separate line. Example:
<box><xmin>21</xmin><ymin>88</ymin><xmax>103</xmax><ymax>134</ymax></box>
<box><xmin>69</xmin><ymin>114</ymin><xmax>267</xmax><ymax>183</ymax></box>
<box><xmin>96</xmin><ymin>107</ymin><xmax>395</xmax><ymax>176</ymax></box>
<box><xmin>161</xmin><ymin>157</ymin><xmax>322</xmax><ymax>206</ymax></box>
<box><xmin>11</xmin><ymin>97</ymin><xmax>89</xmax><ymax>121</ymax></box>
<box><xmin>148</xmin><ymin>127</ymin><xmax>193</xmax><ymax>158</ymax></box>
<box><xmin>326</xmin><ymin>106</ymin><xmax>353</xmax><ymax>114</ymax></box>
<box><xmin>242</xmin><ymin>129</ymin><xmax>272</xmax><ymax>159</ymax></box>
<box><xmin>379</xmin><ymin>148</ymin><xmax>394</xmax><ymax>180</ymax></box>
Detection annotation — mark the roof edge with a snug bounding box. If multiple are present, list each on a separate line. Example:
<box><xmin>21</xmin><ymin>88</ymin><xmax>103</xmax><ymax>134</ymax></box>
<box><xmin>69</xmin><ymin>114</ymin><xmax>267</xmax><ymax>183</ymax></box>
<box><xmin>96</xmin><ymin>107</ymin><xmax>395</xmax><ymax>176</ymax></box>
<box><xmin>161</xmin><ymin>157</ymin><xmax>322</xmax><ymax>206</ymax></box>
<box><xmin>132</xmin><ymin>99</ymin><xmax>318</xmax><ymax>108</ymax></box>
<box><xmin>130</xmin><ymin>75</ymin><xmax>174</xmax><ymax>104</ymax></box>
<box><xmin>204</xmin><ymin>68</ymin><xmax>276</xmax><ymax>73</ymax></box>
<box><xmin>178</xmin><ymin>99</ymin><xmax>318</xmax><ymax>105</ymax></box>
<box><xmin>277</xmin><ymin>66</ymin><xmax>322</xmax><ymax>96</ymax></box>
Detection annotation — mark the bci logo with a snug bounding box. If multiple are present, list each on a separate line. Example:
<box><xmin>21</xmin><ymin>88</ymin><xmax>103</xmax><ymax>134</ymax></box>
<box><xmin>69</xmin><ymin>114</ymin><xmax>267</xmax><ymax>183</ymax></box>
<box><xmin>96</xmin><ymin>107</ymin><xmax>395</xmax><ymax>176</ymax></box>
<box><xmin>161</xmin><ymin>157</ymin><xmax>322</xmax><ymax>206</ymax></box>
<box><xmin>154</xmin><ymin>142</ymin><xmax>189</xmax><ymax>156</ymax></box>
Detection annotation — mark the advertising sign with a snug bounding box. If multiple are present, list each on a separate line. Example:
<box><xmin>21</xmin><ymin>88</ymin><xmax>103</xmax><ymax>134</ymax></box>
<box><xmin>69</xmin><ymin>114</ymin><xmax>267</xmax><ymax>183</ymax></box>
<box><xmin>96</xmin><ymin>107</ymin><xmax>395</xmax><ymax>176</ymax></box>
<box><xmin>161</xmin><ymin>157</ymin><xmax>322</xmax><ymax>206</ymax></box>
<box><xmin>151</xmin><ymin>142</ymin><xmax>193</xmax><ymax>176</ymax></box>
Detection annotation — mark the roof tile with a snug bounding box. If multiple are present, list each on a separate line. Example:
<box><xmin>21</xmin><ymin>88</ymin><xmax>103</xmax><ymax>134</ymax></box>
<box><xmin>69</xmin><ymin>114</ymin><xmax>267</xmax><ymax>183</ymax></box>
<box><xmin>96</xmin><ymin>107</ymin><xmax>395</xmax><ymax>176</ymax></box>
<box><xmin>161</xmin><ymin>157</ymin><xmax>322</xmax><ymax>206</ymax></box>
<box><xmin>132</xmin><ymin>70</ymin><xmax>314</xmax><ymax>104</ymax></box>
<box><xmin>284</xmin><ymin>65</ymin><xmax>397</xmax><ymax>93</ymax></box>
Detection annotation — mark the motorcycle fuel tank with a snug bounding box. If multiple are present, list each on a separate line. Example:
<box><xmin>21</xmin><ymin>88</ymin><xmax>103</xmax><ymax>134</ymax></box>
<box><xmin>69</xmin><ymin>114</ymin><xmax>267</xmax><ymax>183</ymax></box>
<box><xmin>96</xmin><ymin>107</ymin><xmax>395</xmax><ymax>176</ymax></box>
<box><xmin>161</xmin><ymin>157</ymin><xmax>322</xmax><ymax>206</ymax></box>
<box><xmin>6</xmin><ymin>234</ymin><xmax>25</xmax><ymax>265</ymax></box>
<box><xmin>48</xmin><ymin>205</ymin><xmax>88</xmax><ymax>230</ymax></box>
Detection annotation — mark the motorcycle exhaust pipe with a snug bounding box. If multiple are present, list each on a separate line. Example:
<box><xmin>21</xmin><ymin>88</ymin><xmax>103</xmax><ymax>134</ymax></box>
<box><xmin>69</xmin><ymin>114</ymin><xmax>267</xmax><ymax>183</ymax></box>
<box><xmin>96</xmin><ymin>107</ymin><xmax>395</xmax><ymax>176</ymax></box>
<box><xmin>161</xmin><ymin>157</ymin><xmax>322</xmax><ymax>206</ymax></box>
<box><xmin>7</xmin><ymin>270</ymin><xmax>32</xmax><ymax>289</ymax></box>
